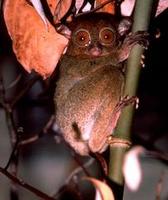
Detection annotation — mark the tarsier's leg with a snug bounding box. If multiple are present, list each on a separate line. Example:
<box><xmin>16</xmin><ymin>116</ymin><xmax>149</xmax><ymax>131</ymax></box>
<box><xmin>118</xmin><ymin>31</ymin><xmax>149</xmax><ymax>63</ymax></box>
<box><xmin>107</xmin><ymin>96</ymin><xmax>138</xmax><ymax>147</ymax></box>
<box><xmin>88</xmin><ymin>96</ymin><xmax>138</xmax><ymax>153</ymax></box>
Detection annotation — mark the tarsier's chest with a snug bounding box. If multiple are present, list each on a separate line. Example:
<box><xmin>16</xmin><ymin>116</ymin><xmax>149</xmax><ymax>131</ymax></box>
<box><xmin>55</xmin><ymin>56</ymin><xmax>124</xmax><ymax>111</ymax></box>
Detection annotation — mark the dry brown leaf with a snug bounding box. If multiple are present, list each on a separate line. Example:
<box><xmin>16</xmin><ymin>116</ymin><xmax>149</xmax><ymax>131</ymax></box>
<box><xmin>47</xmin><ymin>0</ymin><xmax>57</xmax><ymax>15</ymax></box>
<box><xmin>30</xmin><ymin>0</ymin><xmax>48</xmax><ymax>26</ymax></box>
<box><xmin>3</xmin><ymin>0</ymin><xmax>69</xmax><ymax>78</ymax></box>
<box><xmin>75</xmin><ymin>0</ymin><xmax>85</xmax><ymax>13</ymax></box>
<box><xmin>156</xmin><ymin>0</ymin><xmax>168</xmax><ymax>16</ymax></box>
<box><xmin>95</xmin><ymin>0</ymin><xmax>115</xmax><ymax>14</ymax></box>
<box><xmin>84</xmin><ymin>177</ymin><xmax>115</xmax><ymax>200</ymax></box>
<box><xmin>54</xmin><ymin>0</ymin><xmax>72</xmax><ymax>24</ymax></box>
<box><xmin>123</xmin><ymin>146</ymin><xmax>144</xmax><ymax>191</ymax></box>
<box><xmin>121</xmin><ymin>0</ymin><xmax>135</xmax><ymax>16</ymax></box>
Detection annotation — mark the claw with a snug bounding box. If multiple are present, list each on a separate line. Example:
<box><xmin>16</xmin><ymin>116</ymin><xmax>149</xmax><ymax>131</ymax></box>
<box><xmin>140</xmin><ymin>54</ymin><xmax>146</xmax><ymax>68</ymax></box>
<box><xmin>126</xmin><ymin>31</ymin><xmax>149</xmax><ymax>49</ymax></box>
<box><xmin>118</xmin><ymin>31</ymin><xmax>149</xmax><ymax>63</ymax></box>
<box><xmin>116</xmin><ymin>95</ymin><xmax>139</xmax><ymax>112</ymax></box>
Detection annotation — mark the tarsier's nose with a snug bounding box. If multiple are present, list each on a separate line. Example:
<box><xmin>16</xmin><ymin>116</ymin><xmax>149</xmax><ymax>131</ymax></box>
<box><xmin>89</xmin><ymin>46</ymin><xmax>102</xmax><ymax>57</ymax></box>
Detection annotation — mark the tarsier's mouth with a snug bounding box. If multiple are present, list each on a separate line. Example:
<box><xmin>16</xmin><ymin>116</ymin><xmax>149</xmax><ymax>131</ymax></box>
<box><xmin>86</xmin><ymin>48</ymin><xmax>112</xmax><ymax>58</ymax></box>
<box><xmin>89</xmin><ymin>47</ymin><xmax>102</xmax><ymax>57</ymax></box>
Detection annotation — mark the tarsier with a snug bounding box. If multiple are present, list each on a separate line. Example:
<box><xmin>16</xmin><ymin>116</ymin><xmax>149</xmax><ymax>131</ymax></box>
<box><xmin>54</xmin><ymin>12</ymin><xmax>148</xmax><ymax>156</ymax></box>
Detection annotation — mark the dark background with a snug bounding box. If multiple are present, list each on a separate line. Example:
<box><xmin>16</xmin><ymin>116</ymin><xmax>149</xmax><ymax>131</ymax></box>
<box><xmin>132</xmin><ymin>9</ymin><xmax>168</xmax><ymax>153</ymax></box>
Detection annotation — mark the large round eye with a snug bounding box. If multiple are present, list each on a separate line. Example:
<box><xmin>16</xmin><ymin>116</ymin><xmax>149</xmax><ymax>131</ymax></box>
<box><xmin>74</xmin><ymin>29</ymin><xmax>91</xmax><ymax>47</ymax></box>
<box><xmin>99</xmin><ymin>27</ymin><xmax>115</xmax><ymax>45</ymax></box>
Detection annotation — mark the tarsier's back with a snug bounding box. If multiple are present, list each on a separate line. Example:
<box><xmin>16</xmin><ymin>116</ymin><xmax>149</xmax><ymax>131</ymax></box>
<box><xmin>54</xmin><ymin>12</ymin><xmax>147</xmax><ymax>155</ymax></box>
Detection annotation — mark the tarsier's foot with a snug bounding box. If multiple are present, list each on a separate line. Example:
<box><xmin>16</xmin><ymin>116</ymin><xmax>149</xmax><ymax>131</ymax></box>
<box><xmin>115</xmin><ymin>95</ymin><xmax>139</xmax><ymax>112</ymax></box>
<box><xmin>105</xmin><ymin>96</ymin><xmax>138</xmax><ymax>148</ymax></box>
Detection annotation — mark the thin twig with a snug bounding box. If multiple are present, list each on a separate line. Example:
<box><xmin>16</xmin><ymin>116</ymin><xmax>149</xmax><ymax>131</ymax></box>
<box><xmin>0</xmin><ymin>73</ymin><xmax>6</xmax><ymax>107</ymax></box>
<box><xmin>5</xmin><ymin>128</ymin><xmax>23</xmax><ymax>170</ymax></box>
<box><xmin>71</xmin><ymin>151</ymin><xmax>90</xmax><ymax>177</ymax></box>
<box><xmin>0</xmin><ymin>167</ymin><xmax>56</xmax><ymax>200</ymax></box>
<box><xmin>10</xmin><ymin>75</ymin><xmax>40</xmax><ymax>108</ymax></box>
<box><xmin>6</xmin><ymin>74</ymin><xmax>22</xmax><ymax>90</ymax></box>
<box><xmin>0</xmin><ymin>71</ymin><xmax>19</xmax><ymax>200</ymax></box>
<box><xmin>155</xmin><ymin>171</ymin><xmax>165</xmax><ymax>200</ymax></box>
<box><xmin>90</xmin><ymin>152</ymin><xmax>108</xmax><ymax>177</ymax></box>
<box><xmin>19</xmin><ymin>115</ymin><xmax>55</xmax><ymax>146</ymax></box>
<box><xmin>75</xmin><ymin>0</ymin><xmax>115</xmax><ymax>17</ymax></box>
<box><xmin>65</xmin><ymin>158</ymin><xmax>94</xmax><ymax>184</ymax></box>
<box><xmin>146</xmin><ymin>151</ymin><xmax>168</xmax><ymax>162</ymax></box>
<box><xmin>43</xmin><ymin>115</ymin><xmax>55</xmax><ymax>133</ymax></box>
<box><xmin>4</xmin><ymin>137</ymin><xmax>20</xmax><ymax>170</ymax></box>
<box><xmin>53</xmin><ymin>127</ymin><xmax>91</xmax><ymax>177</ymax></box>
<box><xmin>54</xmin><ymin>158</ymin><xmax>94</xmax><ymax>199</ymax></box>
<box><xmin>19</xmin><ymin>135</ymin><xmax>40</xmax><ymax>146</ymax></box>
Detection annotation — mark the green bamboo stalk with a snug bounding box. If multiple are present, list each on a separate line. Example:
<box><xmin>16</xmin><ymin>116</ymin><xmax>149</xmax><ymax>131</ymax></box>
<box><xmin>109</xmin><ymin>0</ymin><xmax>156</xmax><ymax>186</ymax></box>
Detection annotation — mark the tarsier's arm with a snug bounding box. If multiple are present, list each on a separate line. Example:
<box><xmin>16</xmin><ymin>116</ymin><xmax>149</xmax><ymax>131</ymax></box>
<box><xmin>110</xmin><ymin>16</ymin><xmax>149</xmax><ymax>64</ymax></box>
<box><xmin>116</xmin><ymin>31</ymin><xmax>149</xmax><ymax>63</ymax></box>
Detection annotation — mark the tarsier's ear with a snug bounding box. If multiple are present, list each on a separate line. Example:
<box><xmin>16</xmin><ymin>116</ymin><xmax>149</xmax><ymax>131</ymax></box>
<box><xmin>118</xmin><ymin>17</ymin><xmax>132</xmax><ymax>36</ymax></box>
<box><xmin>55</xmin><ymin>24</ymin><xmax>72</xmax><ymax>39</ymax></box>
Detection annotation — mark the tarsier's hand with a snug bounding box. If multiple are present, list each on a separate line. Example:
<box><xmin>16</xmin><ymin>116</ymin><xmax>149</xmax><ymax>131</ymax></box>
<box><xmin>117</xmin><ymin>31</ymin><xmax>149</xmax><ymax>63</ymax></box>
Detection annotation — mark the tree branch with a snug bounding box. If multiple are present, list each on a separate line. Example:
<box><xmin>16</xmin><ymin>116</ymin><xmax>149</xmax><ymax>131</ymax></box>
<box><xmin>0</xmin><ymin>167</ymin><xmax>56</xmax><ymax>200</ymax></box>
<box><xmin>108</xmin><ymin>0</ymin><xmax>157</xmax><ymax>186</ymax></box>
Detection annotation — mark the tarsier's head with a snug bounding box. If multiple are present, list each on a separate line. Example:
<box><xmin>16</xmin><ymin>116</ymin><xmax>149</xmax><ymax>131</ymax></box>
<box><xmin>65</xmin><ymin>12</ymin><xmax>132</xmax><ymax>58</ymax></box>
